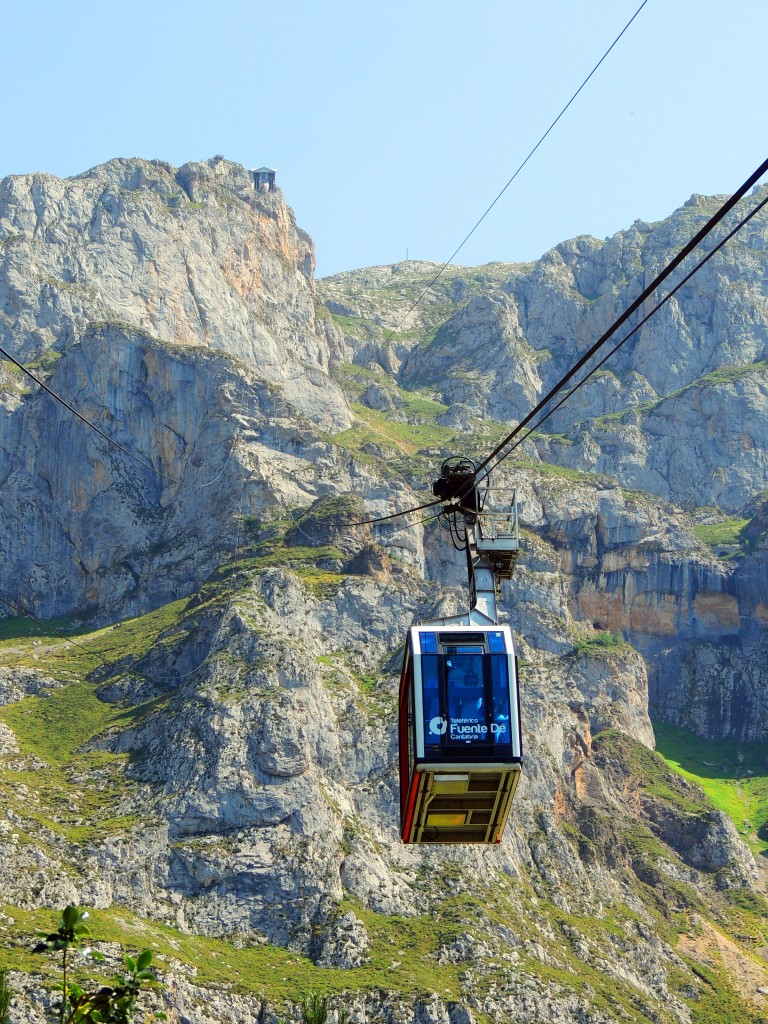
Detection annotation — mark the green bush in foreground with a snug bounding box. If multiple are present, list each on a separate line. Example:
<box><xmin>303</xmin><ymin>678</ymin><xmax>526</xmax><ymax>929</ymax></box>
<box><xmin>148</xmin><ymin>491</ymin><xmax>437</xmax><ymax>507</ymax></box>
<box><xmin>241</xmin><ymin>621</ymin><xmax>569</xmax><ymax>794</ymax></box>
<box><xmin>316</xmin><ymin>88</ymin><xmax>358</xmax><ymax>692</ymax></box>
<box><xmin>297</xmin><ymin>993</ymin><xmax>350</xmax><ymax>1024</ymax></box>
<box><xmin>33</xmin><ymin>905</ymin><xmax>165</xmax><ymax>1024</ymax></box>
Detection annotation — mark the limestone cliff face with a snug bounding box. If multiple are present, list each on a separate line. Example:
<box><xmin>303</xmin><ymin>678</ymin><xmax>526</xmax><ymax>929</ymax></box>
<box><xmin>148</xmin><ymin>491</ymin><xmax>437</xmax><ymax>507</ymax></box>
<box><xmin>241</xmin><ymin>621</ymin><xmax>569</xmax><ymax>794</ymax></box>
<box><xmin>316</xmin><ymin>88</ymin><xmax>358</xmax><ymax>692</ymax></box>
<box><xmin>0</xmin><ymin>157</ymin><xmax>357</xmax><ymax>617</ymax></box>
<box><xmin>1</xmin><ymin>160</ymin><xmax>768</xmax><ymax>1024</ymax></box>
<box><xmin>0</xmin><ymin>156</ymin><xmax>351</xmax><ymax>429</ymax></box>
<box><xmin>647</xmin><ymin>499</ymin><xmax>768</xmax><ymax>740</ymax></box>
<box><xmin>563</xmin><ymin>369</ymin><xmax>768</xmax><ymax>511</ymax></box>
<box><xmin>321</xmin><ymin>187</ymin><xmax>768</xmax><ymax>512</ymax></box>
<box><xmin>2</xmin><ymin>158</ymin><xmax>319</xmax><ymax>368</ymax></box>
<box><xmin>0</xmin><ymin>330</ymin><xmax>357</xmax><ymax>619</ymax></box>
<box><xmin>401</xmin><ymin>292</ymin><xmax>542</xmax><ymax>422</ymax></box>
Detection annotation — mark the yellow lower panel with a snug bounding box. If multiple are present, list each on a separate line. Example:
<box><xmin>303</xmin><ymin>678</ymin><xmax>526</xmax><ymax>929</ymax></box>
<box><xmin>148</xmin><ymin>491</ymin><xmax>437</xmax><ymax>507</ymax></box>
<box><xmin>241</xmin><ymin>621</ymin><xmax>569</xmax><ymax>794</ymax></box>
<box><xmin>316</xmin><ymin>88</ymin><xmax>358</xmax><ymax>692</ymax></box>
<box><xmin>426</xmin><ymin>812</ymin><xmax>468</xmax><ymax>827</ymax></box>
<box><xmin>407</xmin><ymin>767</ymin><xmax>520</xmax><ymax>844</ymax></box>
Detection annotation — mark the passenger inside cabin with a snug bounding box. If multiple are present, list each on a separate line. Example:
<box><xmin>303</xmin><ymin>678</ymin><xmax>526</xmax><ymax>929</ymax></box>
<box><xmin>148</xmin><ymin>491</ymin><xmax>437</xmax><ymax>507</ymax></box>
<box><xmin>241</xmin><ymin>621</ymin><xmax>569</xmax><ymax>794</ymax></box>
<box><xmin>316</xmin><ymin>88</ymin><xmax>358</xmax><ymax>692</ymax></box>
<box><xmin>447</xmin><ymin>656</ymin><xmax>485</xmax><ymax>731</ymax></box>
<box><xmin>460</xmin><ymin>667</ymin><xmax>484</xmax><ymax>716</ymax></box>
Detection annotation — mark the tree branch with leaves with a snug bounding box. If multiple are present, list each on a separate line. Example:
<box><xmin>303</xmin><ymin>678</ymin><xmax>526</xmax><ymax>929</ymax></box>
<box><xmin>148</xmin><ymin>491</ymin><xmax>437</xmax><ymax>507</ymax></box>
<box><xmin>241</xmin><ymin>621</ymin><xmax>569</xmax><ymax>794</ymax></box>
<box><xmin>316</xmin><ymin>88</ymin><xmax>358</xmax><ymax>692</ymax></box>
<box><xmin>33</xmin><ymin>905</ymin><xmax>166</xmax><ymax>1024</ymax></box>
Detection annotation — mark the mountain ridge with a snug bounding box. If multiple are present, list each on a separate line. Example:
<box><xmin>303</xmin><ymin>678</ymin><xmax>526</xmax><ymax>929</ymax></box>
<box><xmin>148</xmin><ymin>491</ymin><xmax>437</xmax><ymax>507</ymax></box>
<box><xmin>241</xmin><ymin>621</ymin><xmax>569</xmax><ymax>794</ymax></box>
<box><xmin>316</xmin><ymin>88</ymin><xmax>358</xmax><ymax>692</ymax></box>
<box><xmin>1</xmin><ymin>157</ymin><xmax>767</xmax><ymax>1023</ymax></box>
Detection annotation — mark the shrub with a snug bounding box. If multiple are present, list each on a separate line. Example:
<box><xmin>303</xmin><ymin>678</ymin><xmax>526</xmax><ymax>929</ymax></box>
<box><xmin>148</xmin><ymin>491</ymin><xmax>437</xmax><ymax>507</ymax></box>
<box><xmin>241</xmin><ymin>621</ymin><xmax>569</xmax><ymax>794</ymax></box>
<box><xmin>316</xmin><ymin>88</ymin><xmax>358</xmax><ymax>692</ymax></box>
<box><xmin>33</xmin><ymin>905</ymin><xmax>165</xmax><ymax>1024</ymax></box>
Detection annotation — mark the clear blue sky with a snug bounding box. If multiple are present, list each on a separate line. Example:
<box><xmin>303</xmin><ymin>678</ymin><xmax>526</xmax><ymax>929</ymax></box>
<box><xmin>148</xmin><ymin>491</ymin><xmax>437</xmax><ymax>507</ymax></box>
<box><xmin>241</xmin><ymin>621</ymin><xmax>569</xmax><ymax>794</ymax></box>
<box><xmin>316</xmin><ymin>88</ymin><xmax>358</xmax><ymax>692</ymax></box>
<box><xmin>3</xmin><ymin>0</ymin><xmax>766</xmax><ymax>278</ymax></box>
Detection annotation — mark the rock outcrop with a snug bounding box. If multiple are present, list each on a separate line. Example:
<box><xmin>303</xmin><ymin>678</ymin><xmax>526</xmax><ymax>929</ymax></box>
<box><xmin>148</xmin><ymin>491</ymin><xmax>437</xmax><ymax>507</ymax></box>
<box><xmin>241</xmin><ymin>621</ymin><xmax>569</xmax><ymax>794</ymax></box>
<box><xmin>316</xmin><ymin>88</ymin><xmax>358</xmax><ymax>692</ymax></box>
<box><xmin>1</xmin><ymin>161</ymin><xmax>767</xmax><ymax>1024</ymax></box>
<box><xmin>320</xmin><ymin>188</ymin><xmax>768</xmax><ymax>512</ymax></box>
<box><xmin>0</xmin><ymin>158</ymin><xmax>360</xmax><ymax>617</ymax></box>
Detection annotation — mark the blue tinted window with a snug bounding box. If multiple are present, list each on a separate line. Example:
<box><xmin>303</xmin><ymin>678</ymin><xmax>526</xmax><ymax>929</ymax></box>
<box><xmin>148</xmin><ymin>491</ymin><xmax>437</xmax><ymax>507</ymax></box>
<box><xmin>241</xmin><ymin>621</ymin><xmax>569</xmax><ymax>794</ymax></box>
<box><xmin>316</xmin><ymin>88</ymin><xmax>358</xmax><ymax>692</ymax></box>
<box><xmin>421</xmin><ymin>654</ymin><xmax>442</xmax><ymax>746</ymax></box>
<box><xmin>488</xmin><ymin>631</ymin><xmax>506</xmax><ymax>653</ymax></box>
<box><xmin>490</xmin><ymin>654</ymin><xmax>511</xmax><ymax>746</ymax></box>
<box><xmin>446</xmin><ymin>652</ymin><xmax>488</xmax><ymax>745</ymax></box>
<box><xmin>419</xmin><ymin>631</ymin><xmax>438</xmax><ymax>653</ymax></box>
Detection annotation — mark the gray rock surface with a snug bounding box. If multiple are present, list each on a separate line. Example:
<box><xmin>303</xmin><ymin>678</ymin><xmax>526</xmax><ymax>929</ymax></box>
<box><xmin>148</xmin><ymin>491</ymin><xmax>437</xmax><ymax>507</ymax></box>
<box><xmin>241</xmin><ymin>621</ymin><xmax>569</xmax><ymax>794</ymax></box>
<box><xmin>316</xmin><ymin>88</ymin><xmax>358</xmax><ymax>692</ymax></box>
<box><xmin>1</xmin><ymin>160</ymin><xmax>768</xmax><ymax>1023</ymax></box>
<box><xmin>320</xmin><ymin>187</ymin><xmax>768</xmax><ymax>511</ymax></box>
<box><xmin>0</xmin><ymin>157</ymin><xmax>354</xmax><ymax>617</ymax></box>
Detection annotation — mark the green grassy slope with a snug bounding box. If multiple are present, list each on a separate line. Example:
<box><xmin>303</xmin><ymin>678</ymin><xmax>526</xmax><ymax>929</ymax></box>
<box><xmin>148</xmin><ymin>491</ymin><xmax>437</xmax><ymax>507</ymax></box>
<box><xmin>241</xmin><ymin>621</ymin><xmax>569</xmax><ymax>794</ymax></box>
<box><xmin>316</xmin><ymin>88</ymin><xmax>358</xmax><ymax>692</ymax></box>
<box><xmin>655</xmin><ymin>722</ymin><xmax>768</xmax><ymax>858</ymax></box>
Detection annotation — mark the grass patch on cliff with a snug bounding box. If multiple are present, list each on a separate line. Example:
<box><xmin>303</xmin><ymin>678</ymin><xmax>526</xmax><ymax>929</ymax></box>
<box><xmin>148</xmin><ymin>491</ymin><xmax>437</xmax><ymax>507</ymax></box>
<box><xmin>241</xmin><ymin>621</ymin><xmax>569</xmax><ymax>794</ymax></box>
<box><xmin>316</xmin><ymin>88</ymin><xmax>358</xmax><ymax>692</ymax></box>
<box><xmin>691</xmin><ymin>518</ymin><xmax>749</xmax><ymax>550</ymax></box>
<box><xmin>332</xmin><ymin>404</ymin><xmax>456</xmax><ymax>456</ymax></box>
<box><xmin>0</xmin><ymin>900</ymin><xmax>470</xmax><ymax>1007</ymax></box>
<box><xmin>0</xmin><ymin>672</ymin><xmax>167</xmax><ymax>844</ymax></box>
<box><xmin>332</xmin><ymin>360</ymin><xmax>388</xmax><ymax>386</ymax></box>
<box><xmin>0</xmin><ymin>757</ymin><xmax>141</xmax><ymax>845</ymax></box>
<box><xmin>570</xmin><ymin>629</ymin><xmax>628</xmax><ymax>656</ymax></box>
<box><xmin>595</xmin><ymin>361</ymin><xmax>768</xmax><ymax>429</ymax></box>
<box><xmin>2</xmin><ymin>679</ymin><xmax>125</xmax><ymax>764</ymax></box>
<box><xmin>621</xmin><ymin>486</ymin><xmax>658</xmax><ymax>504</ymax></box>
<box><xmin>0</xmin><ymin>889</ymin><xmax>669</xmax><ymax>1020</ymax></box>
<box><xmin>675</xmin><ymin>954</ymin><xmax>764</xmax><ymax>1024</ymax></box>
<box><xmin>694</xmin><ymin>360</ymin><xmax>768</xmax><ymax>388</ymax></box>
<box><xmin>0</xmin><ymin>897</ymin><xmax>586</xmax><ymax>1022</ymax></box>
<box><xmin>654</xmin><ymin>722</ymin><xmax>768</xmax><ymax>856</ymax></box>
<box><xmin>333</xmin><ymin>364</ymin><xmax>447</xmax><ymax>417</ymax></box>
<box><xmin>329</xmin><ymin>314</ymin><xmax>383</xmax><ymax>342</ymax></box>
<box><xmin>0</xmin><ymin>598</ymin><xmax>197</xmax><ymax>844</ymax></box>
<box><xmin>593</xmin><ymin>730</ymin><xmax>713</xmax><ymax>816</ymax></box>
<box><xmin>0</xmin><ymin>597</ymin><xmax>190</xmax><ymax>677</ymax></box>
<box><xmin>222</xmin><ymin>541</ymin><xmax>347</xmax><ymax>598</ymax></box>
<box><xmin>0</xmin><ymin>615</ymin><xmax>91</xmax><ymax>643</ymax></box>
<box><xmin>515</xmin><ymin>456</ymin><xmax>609</xmax><ymax>484</ymax></box>
<box><xmin>288</xmin><ymin>565</ymin><xmax>346</xmax><ymax>597</ymax></box>
<box><xmin>2</xmin><ymin>889</ymin><xmax>761</xmax><ymax>1023</ymax></box>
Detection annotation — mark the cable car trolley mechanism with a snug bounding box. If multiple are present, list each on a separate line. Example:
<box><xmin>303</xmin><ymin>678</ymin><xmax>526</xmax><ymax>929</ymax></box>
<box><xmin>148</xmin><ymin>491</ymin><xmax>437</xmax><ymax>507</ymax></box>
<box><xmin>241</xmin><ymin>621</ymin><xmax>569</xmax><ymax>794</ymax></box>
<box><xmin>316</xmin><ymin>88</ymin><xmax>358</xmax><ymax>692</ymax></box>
<box><xmin>398</xmin><ymin>459</ymin><xmax>522</xmax><ymax>845</ymax></box>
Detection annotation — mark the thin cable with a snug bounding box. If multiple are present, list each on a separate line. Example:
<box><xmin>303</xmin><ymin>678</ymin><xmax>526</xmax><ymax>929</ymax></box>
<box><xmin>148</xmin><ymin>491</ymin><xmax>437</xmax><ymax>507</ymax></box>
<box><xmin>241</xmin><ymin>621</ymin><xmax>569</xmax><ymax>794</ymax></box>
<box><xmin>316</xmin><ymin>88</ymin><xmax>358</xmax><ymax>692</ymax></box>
<box><xmin>338</xmin><ymin>0</ymin><xmax>650</xmax><ymax>393</ymax></box>
<box><xmin>346</xmin><ymin>496</ymin><xmax>444</xmax><ymax>527</ymax></box>
<box><xmin>472</xmin><ymin>155</ymin><xmax>768</xmax><ymax>478</ymax></box>
<box><xmin>0</xmin><ymin>341</ymin><xmax>186</xmax><ymax>485</ymax></box>
<box><xmin>484</xmin><ymin>188</ymin><xmax>768</xmax><ymax>473</ymax></box>
<box><xmin>381</xmin><ymin>507</ymin><xmax>444</xmax><ymax>537</ymax></box>
<box><xmin>0</xmin><ymin>594</ymin><xmax>93</xmax><ymax>654</ymax></box>
<box><xmin>0</xmin><ymin>241</ymin><xmax>244</xmax><ymax>492</ymax></box>
<box><xmin>308</xmin><ymin>495</ymin><xmax>444</xmax><ymax>529</ymax></box>
<box><xmin>0</xmin><ymin>241</ymin><xmax>176</xmax><ymax>483</ymax></box>
<box><xmin>81</xmin><ymin>330</ymin><xmax>241</xmax><ymax>490</ymax></box>
<box><xmin>0</xmin><ymin>337</ymin><xmax>247</xmax><ymax>491</ymax></box>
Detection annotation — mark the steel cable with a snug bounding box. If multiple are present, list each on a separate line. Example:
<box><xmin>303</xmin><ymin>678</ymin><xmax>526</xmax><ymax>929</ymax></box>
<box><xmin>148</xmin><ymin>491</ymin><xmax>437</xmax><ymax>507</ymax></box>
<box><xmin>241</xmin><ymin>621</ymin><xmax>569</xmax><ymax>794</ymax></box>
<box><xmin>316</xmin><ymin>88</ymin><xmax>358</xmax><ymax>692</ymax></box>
<box><xmin>472</xmin><ymin>155</ymin><xmax>768</xmax><ymax>480</ymax></box>
<box><xmin>479</xmin><ymin>188</ymin><xmax>768</xmax><ymax>477</ymax></box>
<box><xmin>338</xmin><ymin>0</ymin><xmax>651</xmax><ymax>395</ymax></box>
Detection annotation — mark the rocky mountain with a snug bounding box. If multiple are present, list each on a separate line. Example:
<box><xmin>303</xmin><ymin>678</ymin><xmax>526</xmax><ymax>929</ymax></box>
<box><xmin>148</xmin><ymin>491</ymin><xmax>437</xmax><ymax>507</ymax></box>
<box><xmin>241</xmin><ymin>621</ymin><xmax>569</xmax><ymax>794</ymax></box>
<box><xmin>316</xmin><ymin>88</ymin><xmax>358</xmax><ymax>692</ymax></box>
<box><xmin>321</xmin><ymin>189</ymin><xmax>768</xmax><ymax>512</ymax></box>
<box><xmin>0</xmin><ymin>157</ymin><xmax>355</xmax><ymax>620</ymax></box>
<box><xmin>1</xmin><ymin>158</ymin><xmax>767</xmax><ymax>1024</ymax></box>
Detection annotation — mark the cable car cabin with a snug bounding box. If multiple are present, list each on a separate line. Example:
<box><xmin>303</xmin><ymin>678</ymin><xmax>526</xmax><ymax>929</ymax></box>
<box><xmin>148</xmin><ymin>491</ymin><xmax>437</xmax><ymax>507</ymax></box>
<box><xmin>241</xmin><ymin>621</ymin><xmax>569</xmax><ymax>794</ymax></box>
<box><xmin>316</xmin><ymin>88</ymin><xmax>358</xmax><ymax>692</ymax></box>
<box><xmin>398</xmin><ymin>623</ymin><xmax>522</xmax><ymax>845</ymax></box>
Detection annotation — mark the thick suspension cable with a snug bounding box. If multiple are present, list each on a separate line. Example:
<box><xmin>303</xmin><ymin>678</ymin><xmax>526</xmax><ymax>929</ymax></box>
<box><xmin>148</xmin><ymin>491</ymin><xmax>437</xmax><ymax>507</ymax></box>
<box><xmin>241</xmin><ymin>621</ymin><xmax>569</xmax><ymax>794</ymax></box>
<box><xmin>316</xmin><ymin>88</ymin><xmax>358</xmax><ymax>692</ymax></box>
<box><xmin>473</xmin><ymin>155</ymin><xmax>768</xmax><ymax>479</ymax></box>
<box><xmin>339</xmin><ymin>0</ymin><xmax>650</xmax><ymax>393</ymax></box>
<box><xmin>482</xmin><ymin>189</ymin><xmax>768</xmax><ymax>475</ymax></box>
